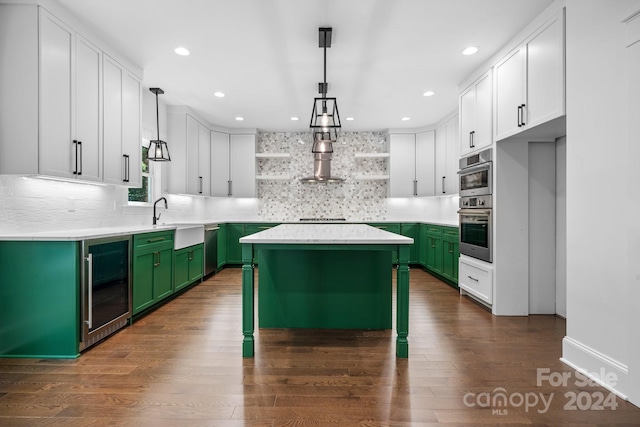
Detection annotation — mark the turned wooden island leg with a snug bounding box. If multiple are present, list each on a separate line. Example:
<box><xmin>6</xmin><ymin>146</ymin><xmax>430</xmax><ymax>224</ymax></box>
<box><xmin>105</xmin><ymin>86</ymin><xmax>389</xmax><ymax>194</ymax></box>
<box><xmin>242</xmin><ymin>243</ymin><xmax>255</xmax><ymax>357</ymax></box>
<box><xmin>396</xmin><ymin>245</ymin><xmax>410</xmax><ymax>358</ymax></box>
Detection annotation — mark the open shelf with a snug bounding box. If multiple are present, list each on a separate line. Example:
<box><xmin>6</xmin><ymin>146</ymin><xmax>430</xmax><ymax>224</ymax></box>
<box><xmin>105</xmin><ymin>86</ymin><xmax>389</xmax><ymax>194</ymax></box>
<box><xmin>354</xmin><ymin>153</ymin><xmax>390</xmax><ymax>159</ymax></box>
<box><xmin>255</xmin><ymin>153</ymin><xmax>291</xmax><ymax>159</ymax></box>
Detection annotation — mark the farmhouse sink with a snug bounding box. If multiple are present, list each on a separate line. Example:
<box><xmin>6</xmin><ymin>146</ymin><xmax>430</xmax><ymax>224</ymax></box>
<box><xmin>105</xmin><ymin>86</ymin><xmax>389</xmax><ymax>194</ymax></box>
<box><xmin>171</xmin><ymin>224</ymin><xmax>205</xmax><ymax>250</ymax></box>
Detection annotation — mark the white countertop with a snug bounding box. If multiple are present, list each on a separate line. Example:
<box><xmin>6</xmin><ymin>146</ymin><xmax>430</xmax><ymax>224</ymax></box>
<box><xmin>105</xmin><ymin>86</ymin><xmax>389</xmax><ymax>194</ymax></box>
<box><xmin>239</xmin><ymin>224</ymin><xmax>414</xmax><ymax>245</ymax></box>
<box><xmin>0</xmin><ymin>225</ymin><xmax>177</xmax><ymax>241</ymax></box>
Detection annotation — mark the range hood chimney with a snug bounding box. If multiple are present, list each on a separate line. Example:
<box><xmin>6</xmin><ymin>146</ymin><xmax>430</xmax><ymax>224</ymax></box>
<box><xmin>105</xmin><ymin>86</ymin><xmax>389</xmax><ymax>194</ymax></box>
<box><xmin>300</xmin><ymin>135</ymin><xmax>345</xmax><ymax>183</ymax></box>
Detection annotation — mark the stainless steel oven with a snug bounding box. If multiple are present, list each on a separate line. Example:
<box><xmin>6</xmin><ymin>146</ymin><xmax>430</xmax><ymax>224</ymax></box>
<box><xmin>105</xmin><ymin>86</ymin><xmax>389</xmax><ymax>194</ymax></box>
<box><xmin>80</xmin><ymin>236</ymin><xmax>131</xmax><ymax>351</ymax></box>
<box><xmin>459</xmin><ymin>195</ymin><xmax>492</xmax><ymax>263</ymax></box>
<box><xmin>459</xmin><ymin>148</ymin><xmax>492</xmax><ymax>197</ymax></box>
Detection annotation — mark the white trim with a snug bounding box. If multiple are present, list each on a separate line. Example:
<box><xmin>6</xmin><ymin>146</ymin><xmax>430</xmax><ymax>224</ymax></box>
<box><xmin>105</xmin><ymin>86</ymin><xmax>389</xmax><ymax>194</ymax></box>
<box><xmin>561</xmin><ymin>336</ymin><xmax>629</xmax><ymax>400</ymax></box>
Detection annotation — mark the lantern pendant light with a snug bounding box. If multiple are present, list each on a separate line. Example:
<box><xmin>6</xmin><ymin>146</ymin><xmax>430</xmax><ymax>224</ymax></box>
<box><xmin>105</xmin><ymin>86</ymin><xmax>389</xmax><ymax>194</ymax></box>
<box><xmin>309</xmin><ymin>27</ymin><xmax>341</xmax><ymax>142</ymax></box>
<box><xmin>147</xmin><ymin>88</ymin><xmax>171</xmax><ymax>162</ymax></box>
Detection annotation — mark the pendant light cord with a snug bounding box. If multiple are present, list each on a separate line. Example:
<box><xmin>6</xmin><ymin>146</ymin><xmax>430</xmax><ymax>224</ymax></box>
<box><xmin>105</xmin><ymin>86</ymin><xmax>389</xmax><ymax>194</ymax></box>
<box><xmin>155</xmin><ymin>91</ymin><xmax>160</xmax><ymax>140</ymax></box>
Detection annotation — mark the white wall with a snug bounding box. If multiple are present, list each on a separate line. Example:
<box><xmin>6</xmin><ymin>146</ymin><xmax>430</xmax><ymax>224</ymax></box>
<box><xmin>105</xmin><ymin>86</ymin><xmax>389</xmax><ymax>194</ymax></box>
<box><xmin>555</xmin><ymin>136</ymin><xmax>567</xmax><ymax>318</ymax></box>
<box><xmin>563</xmin><ymin>0</ymin><xmax>640</xmax><ymax>402</ymax></box>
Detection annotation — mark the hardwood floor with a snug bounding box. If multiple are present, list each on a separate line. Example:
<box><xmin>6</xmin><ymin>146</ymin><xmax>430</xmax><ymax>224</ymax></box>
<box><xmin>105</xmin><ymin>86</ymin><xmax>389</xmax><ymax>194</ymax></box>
<box><xmin>1</xmin><ymin>268</ymin><xmax>639</xmax><ymax>426</ymax></box>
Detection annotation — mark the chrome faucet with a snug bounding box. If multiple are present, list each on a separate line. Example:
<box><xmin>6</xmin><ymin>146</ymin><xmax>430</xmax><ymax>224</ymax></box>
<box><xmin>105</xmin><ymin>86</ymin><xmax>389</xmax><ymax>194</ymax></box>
<box><xmin>152</xmin><ymin>197</ymin><xmax>168</xmax><ymax>225</ymax></box>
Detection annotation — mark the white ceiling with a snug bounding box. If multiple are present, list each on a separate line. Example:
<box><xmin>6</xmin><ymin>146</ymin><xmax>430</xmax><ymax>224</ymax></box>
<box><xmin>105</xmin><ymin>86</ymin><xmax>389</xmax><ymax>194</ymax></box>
<box><xmin>57</xmin><ymin>0</ymin><xmax>554</xmax><ymax>132</ymax></box>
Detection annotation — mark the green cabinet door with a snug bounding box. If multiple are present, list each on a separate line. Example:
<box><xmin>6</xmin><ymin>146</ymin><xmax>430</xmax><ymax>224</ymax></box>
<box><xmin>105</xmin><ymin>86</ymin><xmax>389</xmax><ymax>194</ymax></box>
<box><xmin>441</xmin><ymin>227</ymin><xmax>459</xmax><ymax>285</ymax></box>
<box><xmin>217</xmin><ymin>223</ymin><xmax>227</xmax><ymax>269</ymax></box>
<box><xmin>154</xmin><ymin>248</ymin><xmax>174</xmax><ymax>300</ymax></box>
<box><xmin>188</xmin><ymin>245</ymin><xmax>204</xmax><ymax>282</ymax></box>
<box><xmin>174</xmin><ymin>249</ymin><xmax>190</xmax><ymax>291</ymax></box>
<box><xmin>425</xmin><ymin>225</ymin><xmax>443</xmax><ymax>274</ymax></box>
<box><xmin>419</xmin><ymin>224</ymin><xmax>429</xmax><ymax>266</ymax></box>
<box><xmin>132</xmin><ymin>251</ymin><xmax>156</xmax><ymax>314</ymax></box>
<box><xmin>226</xmin><ymin>223</ymin><xmax>244</xmax><ymax>264</ymax></box>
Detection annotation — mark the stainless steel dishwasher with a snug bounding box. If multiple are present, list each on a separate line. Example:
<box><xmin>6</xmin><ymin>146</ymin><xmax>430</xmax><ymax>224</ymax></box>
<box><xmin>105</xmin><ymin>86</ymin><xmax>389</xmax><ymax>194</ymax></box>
<box><xmin>204</xmin><ymin>224</ymin><xmax>219</xmax><ymax>276</ymax></box>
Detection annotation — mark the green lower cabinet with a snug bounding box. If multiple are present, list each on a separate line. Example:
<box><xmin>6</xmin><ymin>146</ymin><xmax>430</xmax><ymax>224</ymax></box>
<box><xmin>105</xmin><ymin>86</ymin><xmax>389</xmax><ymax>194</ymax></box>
<box><xmin>0</xmin><ymin>241</ymin><xmax>80</xmax><ymax>358</ymax></box>
<box><xmin>226</xmin><ymin>223</ymin><xmax>244</xmax><ymax>264</ymax></box>
<box><xmin>174</xmin><ymin>244</ymin><xmax>204</xmax><ymax>292</ymax></box>
<box><xmin>419</xmin><ymin>224</ymin><xmax>429</xmax><ymax>266</ymax></box>
<box><xmin>441</xmin><ymin>228</ymin><xmax>459</xmax><ymax>286</ymax></box>
<box><xmin>132</xmin><ymin>231</ymin><xmax>174</xmax><ymax>316</ymax></box>
<box><xmin>400</xmin><ymin>223</ymin><xmax>419</xmax><ymax>264</ymax></box>
<box><xmin>217</xmin><ymin>223</ymin><xmax>227</xmax><ymax>269</ymax></box>
<box><xmin>425</xmin><ymin>225</ymin><xmax>443</xmax><ymax>275</ymax></box>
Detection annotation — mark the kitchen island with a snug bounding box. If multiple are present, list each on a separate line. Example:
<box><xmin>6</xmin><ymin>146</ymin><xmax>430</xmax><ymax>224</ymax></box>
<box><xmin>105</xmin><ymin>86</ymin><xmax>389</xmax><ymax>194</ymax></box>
<box><xmin>239</xmin><ymin>223</ymin><xmax>413</xmax><ymax>358</ymax></box>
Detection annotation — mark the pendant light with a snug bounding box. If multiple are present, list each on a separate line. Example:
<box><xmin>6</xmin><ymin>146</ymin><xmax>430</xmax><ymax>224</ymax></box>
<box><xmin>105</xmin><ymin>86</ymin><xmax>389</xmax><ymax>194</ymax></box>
<box><xmin>148</xmin><ymin>88</ymin><xmax>171</xmax><ymax>162</ymax></box>
<box><xmin>310</xmin><ymin>27</ymin><xmax>341</xmax><ymax>143</ymax></box>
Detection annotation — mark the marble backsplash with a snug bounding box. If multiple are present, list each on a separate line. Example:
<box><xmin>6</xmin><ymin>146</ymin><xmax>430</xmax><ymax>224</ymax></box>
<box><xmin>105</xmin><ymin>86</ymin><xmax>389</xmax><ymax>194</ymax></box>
<box><xmin>256</xmin><ymin>131</ymin><xmax>389</xmax><ymax>221</ymax></box>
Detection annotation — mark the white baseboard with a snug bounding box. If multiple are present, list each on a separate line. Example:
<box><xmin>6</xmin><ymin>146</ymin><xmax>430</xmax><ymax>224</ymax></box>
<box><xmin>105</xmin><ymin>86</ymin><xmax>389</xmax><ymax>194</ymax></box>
<box><xmin>561</xmin><ymin>336</ymin><xmax>628</xmax><ymax>400</ymax></box>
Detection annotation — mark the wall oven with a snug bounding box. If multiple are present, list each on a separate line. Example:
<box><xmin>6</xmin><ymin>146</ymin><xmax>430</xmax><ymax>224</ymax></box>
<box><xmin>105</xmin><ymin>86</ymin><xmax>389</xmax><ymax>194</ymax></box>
<box><xmin>459</xmin><ymin>195</ymin><xmax>492</xmax><ymax>263</ymax></box>
<box><xmin>458</xmin><ymin>148</ymin><xmax>492</xmax><ymax>197</ymax></box>
<box><xmin>80</xmin><ymin>236</ymin><xmax>131</xmax><ymax>351</ymax></box>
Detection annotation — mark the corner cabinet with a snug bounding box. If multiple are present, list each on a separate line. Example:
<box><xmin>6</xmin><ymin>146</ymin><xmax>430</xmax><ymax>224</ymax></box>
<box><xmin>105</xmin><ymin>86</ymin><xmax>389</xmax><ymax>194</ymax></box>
<box><xmin>459</xmin><ymin>69</ymin><xmax>492</xmax><ymax>156</ymax></box>
<box><xmin>0</xmin><ymin>4</ymin><xmax>142</xmax><ymax>185</ymax></box>
<box><xmin>174</xmin><ymin>243</ymin><xmax>204</xmax><ymax>292</ymax></box>
<box><xmin>389</xmin><ymin>132</ymin><xmax>435</xmax><ymax>197</ymax></box>
<box><xmin>132</xmin><ymin>231</ymin><xmax>174</xmax><ymax>316</ymax></box>
<box><xmin>211</xmin><ymin>132</ymin><xmax>256</xmax><ymax>197</ymax></box>
<box><xmin>494</xmin><ymin>8</ymin><xmax>565</xmax><ymax>141</ymax></box>
<box><xmin>420</xmin><ymin>224</ymin><xmax>459</xmax><ymax>288</ymax></box>
<box><xmin>167</xmin><ymin>111</ymin><xmax>211</xmax><ymax>196</ymax></box>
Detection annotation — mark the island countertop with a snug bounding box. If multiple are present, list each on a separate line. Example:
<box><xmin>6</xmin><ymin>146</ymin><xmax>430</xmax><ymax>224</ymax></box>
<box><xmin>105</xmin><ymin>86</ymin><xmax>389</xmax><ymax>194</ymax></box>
<box><xmin>239</xmin><ymin>223</ymin><xmax>414</xmax><ymax>245</ymax></box>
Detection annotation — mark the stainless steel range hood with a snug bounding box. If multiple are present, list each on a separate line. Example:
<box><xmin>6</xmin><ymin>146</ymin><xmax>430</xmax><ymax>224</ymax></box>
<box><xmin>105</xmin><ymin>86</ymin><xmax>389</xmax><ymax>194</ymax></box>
<box><xmin>300</xmin><ymin>137</ymin><xmax>345</xmax><ymax>183</ymax></box>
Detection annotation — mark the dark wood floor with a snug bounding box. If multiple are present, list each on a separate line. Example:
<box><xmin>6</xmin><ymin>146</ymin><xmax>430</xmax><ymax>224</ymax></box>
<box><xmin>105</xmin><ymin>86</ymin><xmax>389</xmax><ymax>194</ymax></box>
<box><xmin>1</xmin><ymin>268</ymin><xmax>639</xmax><ymax>426</ymax></box>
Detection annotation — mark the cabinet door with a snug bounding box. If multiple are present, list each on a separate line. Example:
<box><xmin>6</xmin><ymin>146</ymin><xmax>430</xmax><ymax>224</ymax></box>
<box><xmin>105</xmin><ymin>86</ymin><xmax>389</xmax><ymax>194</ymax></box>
<box><xmin>39</xmin><ymin>10</ymin><xmax>74</xmax><ymax>179</ymax></box>
<box><xmin>122</xmin><ymin>71</ymin><xmax>142</xmax><ymax>187</ymax></box>
<box><xmin>426</xmin><ymin>229</ymin><xmax>443</xmax><ymax>274</ymax></box>
<box><xmin>211</xmin><ymin>131</ymin><xmax>230</xmax><ymax>196</ymax></box>
<box><xmin>154</xmin><ymin>248</ymin><xmax>174</xmax><ymax>300</ymax></box>
<box><xmin>174</xmin><ymin>249</ymin><xmax>190</xmax><ymax>291</ymax></box>
<box><xmin>198</xmin><ymin>124</ymin><xmax>211</xmax><ymax>196</ymax></box>
<box><xmin>226</xmin><ymin>223</ymin><xmax>244</xmax><ymax>264</ymax></box>
<box><xmin>526</xmin><ymin>11</ymin><xmax>565</xmax><ymax>129</ymax></box>
<box><xmin>102</xmin><ymin>55</ymin><xmax>124</xmax><ymax>185</ymax></box>
<box><xmin>459</xmin><ymin>85</ymin><xmax>475</xmax><ymax>156</ymax></box>
<box><xmin>445</xmin><ymin>116</ymin><xmax>459</xmax><ymax>194</ymax></box>
<box><xmin>495</xmin><ymin>46</ymin><xmax>525</xmax><ymax>141</ymax></box>
<box><xmin>442</xmin><ymin>229</ymin><xmax>459</xmax><ymax>284</ymax></box>
<box><xmin>133</xmin><ymin>252</ymin><xmax>155</xmax><ymax>314</ymax></box>
<box><xmin>474</xmin><ymin>70</ymin><xmax>493</xmax><ymax>150</ymax></box>
<box><xmin>418</xmin><ymin>224</ymin><xmax>428</xmax><ymax>267</ymax></box>
<box><xmin>435</xmin><ymin>123</ymin><xmax>447</xmax><ymax>195</ymax></box>
<box><xmin>400</xmin><ymin>223</ymin><xmax>419</xmax><ymax>264</ymax></box>
<box><xmin>415</xmin><ymin>131</ymin><xmax>435</xmax><ymax>197</ymax></box>
<box><xmin>75</xmin><ymin>36</ymin><xmax>102</xmax><ymax>182</ymax></box>
<box><xmin>389</xmin><ymin>134</ymin><xmax>416</xmax><ymax>197</ymax></box>
<box><xmin>217</xmin><ymin>223</ymin><xmax>227</xmax><ymax>268</ymax></box>
<box><xmin>188</xmin><ymin>245</ymin><xmax>204</xmax><ymax>281</ymax></box>
<box><xmin>186</xmin><ymin>116</ymin><xmax>200</xmax><ymax>195</ymax></box>
<box><xmin>229</xmin><ymin>134</ymin><xmax>256</xmax><ymax>197</ymax></box>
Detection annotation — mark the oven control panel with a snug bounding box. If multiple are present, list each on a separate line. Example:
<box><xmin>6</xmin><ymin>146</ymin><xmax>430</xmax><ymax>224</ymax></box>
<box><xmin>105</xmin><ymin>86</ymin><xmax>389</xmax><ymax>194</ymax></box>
<box><xmin>460</xmin><ymin>195</ymin><xmax>492</xmax><ymax>208</ymax></box>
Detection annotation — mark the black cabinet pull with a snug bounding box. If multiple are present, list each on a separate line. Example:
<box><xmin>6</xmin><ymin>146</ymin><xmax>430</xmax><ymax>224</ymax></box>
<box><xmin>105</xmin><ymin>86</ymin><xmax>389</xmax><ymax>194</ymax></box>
<box><xmin>517</xmin><ymin>106</ymin><xmax>522</xmax><ymax>127</ymax></box>
<box><xmin>123</xmin><ymin>154</ymin><xmax>130</xmax><ymax>182</ymax></box>
<box><xmin>72</xmin><ymin>140</ymin><xmax>79</xmax><ymax>175</ymax></box>
<box><xmin>520</xmin><ymin>104</ymin><xmax>526</xmax><ymax>126</ymax></box>
<box><xmin>77</xmin><ymin>140</ymin><xmax>82</xmax><ymax>175</ymax></box>
<box><xmin>470</xmin><ymin>131</ymin><xmax>475</xmax><ymax>148</ymax></box>
<box><xmin>199</xmin><ymin>176</ymin><xmax>203</xmax><ymax>194</ymax></box>
<box><xmin>442</xmin><ymin>176</ymin><xmax>446</xmax><ymax>194</ymax></box>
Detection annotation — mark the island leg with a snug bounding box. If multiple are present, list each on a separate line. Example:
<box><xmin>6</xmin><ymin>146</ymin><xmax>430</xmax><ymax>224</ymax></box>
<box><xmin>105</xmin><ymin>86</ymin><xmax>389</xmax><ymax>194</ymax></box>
<box><xmin>396</xmin><ymin>245</ymin><xmax>410</xmax><ymax>358</ymax></box>
<box><xmin>242</xmin><ymin>243</ymin><xmax>255</xmax><ymax>357</ymax></box>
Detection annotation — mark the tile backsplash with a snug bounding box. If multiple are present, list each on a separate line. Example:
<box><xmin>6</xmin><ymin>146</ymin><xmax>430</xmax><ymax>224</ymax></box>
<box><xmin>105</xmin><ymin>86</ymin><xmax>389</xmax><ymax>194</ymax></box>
<box><xmin>257</xmin><ymin>131</ymin><xmax>389</xmax><ymax>221</ymax></box>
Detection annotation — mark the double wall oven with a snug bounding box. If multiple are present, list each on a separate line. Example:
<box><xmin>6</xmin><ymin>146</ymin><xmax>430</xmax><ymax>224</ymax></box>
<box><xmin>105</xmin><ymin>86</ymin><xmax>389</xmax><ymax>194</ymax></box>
<box><xmin>458</xmin><ymin>148</ymin><xmax>492</xmax><ymax>263</ymax></box>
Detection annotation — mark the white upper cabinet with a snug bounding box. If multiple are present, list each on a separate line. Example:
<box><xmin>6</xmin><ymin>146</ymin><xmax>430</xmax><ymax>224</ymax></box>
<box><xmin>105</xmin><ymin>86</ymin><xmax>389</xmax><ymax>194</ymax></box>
<box><xmin>167</xmin><ymin>112</ymin><xmax>211</xmax><ymax>196</ymax></box>
<box><xmin>459</xmin><ymin>70</ymin><xmax>492</xmax><ymax>156</ymax></box>
<box><xmin>389</xmin><ymin>132</ymin><xmax>435</xmax><ymax>197</ymax></box>
<box><xmin>0</xmin><ymin>4</ymin><xmax>142</xmax><ymax>185</ymax></box>
<box><xmin>210</xmin><ymin>132</ymin><xmax>256</xmax><ymax>197</ymax></box>
<box><xmin>211</xmin><ymin>131</ymin><xmax>230</xmax><ymax>197</ymax></box>
<box><xmin>435</xmin><ymin>115</ymin><xmax>459</xmax><ymax>195</ymax></box>
<box><xmin>103</xmin><ymin>55</ymin><xmax>142</xmax><ymax>187</ymax></box>
<box><xmin>494</xmin><ymin>9</ymin><xmax>565</xmax><ymax>141</ymax></box>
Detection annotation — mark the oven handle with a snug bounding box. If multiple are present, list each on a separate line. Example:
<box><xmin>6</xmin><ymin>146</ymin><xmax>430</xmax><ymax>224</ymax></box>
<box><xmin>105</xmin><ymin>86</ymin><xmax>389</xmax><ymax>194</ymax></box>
<box><xmin>457</xmin><ymin>162</ymin><xmax>491</xmax><ymax>175</ymax></box>
<box><xmin>458</xmin><ymin>209</ymin><xmax>492</xmax><ymax>215</ymax></box>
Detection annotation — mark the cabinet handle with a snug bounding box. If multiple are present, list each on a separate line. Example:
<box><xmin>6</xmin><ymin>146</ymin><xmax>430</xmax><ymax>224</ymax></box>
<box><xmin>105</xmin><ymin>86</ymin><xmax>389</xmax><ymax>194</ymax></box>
<box><xmin>467</xmin><ymin>275</ymin><xmax>479</xmax><ymax>282</ymax></box>
<box><xmin>73</xmin><ymin>140</ymin><xmax>79</xmax><ymax>175</ymax></box>
<box><xmin>520</xmin><ymin>104</ymin><xmax>526</xmax><ymax>126</ymax></box>
<box><xmin>199</xmin><ymin>176</ymin><xmax>203</xmax><ymax>194</ymax></box>
<box><xmin>517</xmin><ymin>106</ymin><xmax>522</xmax><ymax>127</ymax></box>
<box><xmin>188</xmin><ymin>251</ymin><xmax>194</xmax><ymax>261</ymax></box>
<box><xmin>77</xmin><ymin>140</ymin><xmax>83</xmax><ymax>176</ymax></box>
<box><xmin>413</xmin><ymin>180</ymin><xmax>417</xmax><ymax>196</ymax></box>
<box><xmin>442</xmin><ymin>176</ymin><xmax>446</xmax><ymax>194</ymax></box>
<box><xmin>469</xmin><ymin>131</ymin><xmax>475</xmax><ymax>148</ymax></box>
<box><xmin>228</xmin><ymin>180</ymin><xmax>232</xmax><ymax>196</ymax></box>
<box><xmin>86</xmin><ymin>253</ymin><xmax>93</xmax><ymax>329</ymax></box>
<box><xmin>147</xmin><ymin>237</ymin><xmax>165</xmax><ymax>243</ymax></box>
<box><xmin>154</xmin><ymin>251</ymin><xmax>160</xmax><ymax>267</ymax></box>
<box><xmin>123</xmin><ymin>154</ymin><xmax>130</xmax><ymax>182</ymax></box>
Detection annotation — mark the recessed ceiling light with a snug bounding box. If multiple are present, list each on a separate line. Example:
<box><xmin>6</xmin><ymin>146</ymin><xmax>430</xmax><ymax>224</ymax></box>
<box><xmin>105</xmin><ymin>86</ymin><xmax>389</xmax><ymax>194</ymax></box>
<box><xmin>423</xmin><ymin>91</ymin><xmax>435</xmax><ymax>97</ymax></box>
<box><xmin>401</xmin><ymin>117</ymin><xmax>411</xmax><ymax>121</ymax></box>
<box><xmin>345</xmin><ymin>117</ymin><xmax>355</xmax><ymax>121</ymax></box>
<box><xmin>290</xmin><ymin>116</ymin><xmax>299</xmax><ymax>121</ymax></box>
<box><xmin>462</xmin><ymin>46</ymin><xmax>479</xmax><ymax>56</ymax></box>
<box><xmin>174</xmin><ymin>47</ymin><xmax>190</xmax><ymax>56</ymax></box>
<box><xmin>214</xmin><ymin>91</ymin><xmax>225</xmax><ymax>98</ymax></box>
<box><xmin>235</xmin><ymin>116</ymin><xmax>244</xmax><ymax>121</ymax></box>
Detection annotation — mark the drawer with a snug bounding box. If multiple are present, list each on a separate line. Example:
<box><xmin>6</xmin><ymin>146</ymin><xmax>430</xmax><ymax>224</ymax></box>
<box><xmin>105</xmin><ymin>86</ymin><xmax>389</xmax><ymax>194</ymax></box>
<box><xmin>442</xmin><ymin>227</ymin><xmax>459</xmax><ymax>238</ymax></box>
<box><xmin>425</xmin><ymin>225</ymin><xmax>441</xmax><ymax>235</ymax></box>
<box><xmin>459</xmin><ymin>257</ymin><xmax>493</xmax><ymax>304</ymax></box>
<box><xmin>133</xmin><ymin>230</ymin><xmax>175</xmax><ymax>251</ymax></box>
